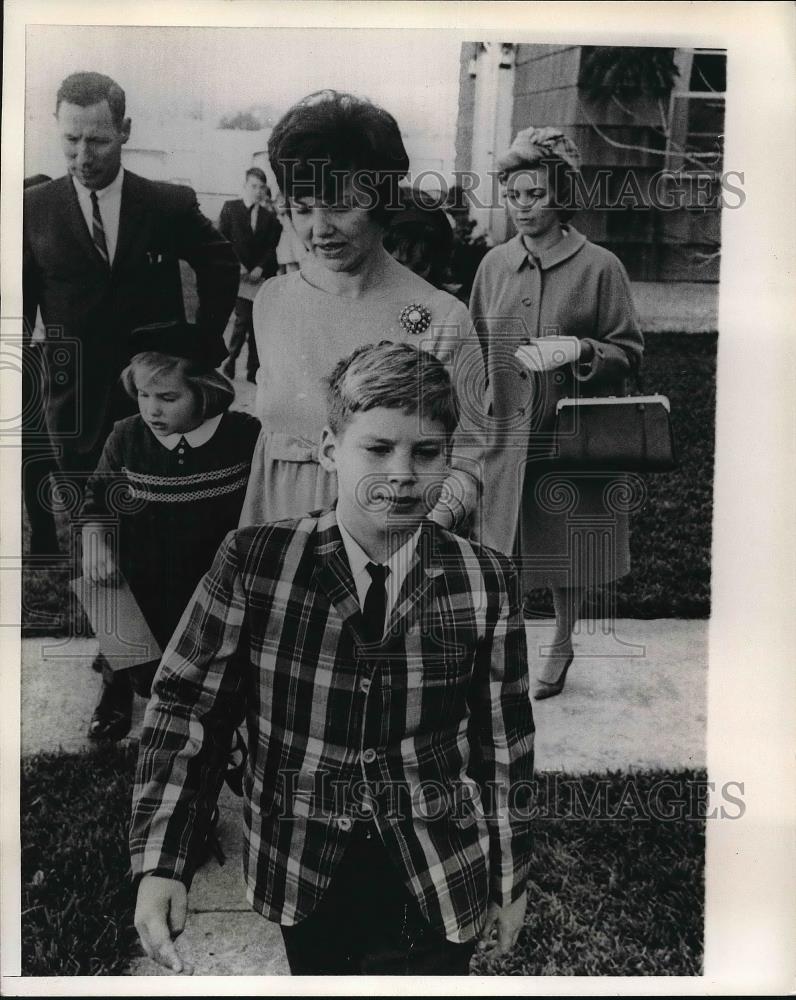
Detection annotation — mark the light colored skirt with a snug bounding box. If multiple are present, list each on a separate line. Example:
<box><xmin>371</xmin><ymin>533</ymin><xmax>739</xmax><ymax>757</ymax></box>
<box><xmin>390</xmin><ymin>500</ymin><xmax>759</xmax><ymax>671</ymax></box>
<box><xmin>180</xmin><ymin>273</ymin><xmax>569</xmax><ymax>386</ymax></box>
<box><xmin>239</xmin><ymin>430</ymin><xmax>337</xmax><ymax>527</ymax></box>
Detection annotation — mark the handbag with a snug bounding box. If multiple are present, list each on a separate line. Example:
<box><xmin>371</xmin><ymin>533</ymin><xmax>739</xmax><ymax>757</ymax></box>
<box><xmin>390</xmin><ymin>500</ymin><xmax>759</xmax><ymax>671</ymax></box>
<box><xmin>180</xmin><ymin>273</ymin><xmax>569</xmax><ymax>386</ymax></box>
<box><xmin>551</xmin><ymin>393</ymin><xmax>677</xmax><ymax>472</ymax></box>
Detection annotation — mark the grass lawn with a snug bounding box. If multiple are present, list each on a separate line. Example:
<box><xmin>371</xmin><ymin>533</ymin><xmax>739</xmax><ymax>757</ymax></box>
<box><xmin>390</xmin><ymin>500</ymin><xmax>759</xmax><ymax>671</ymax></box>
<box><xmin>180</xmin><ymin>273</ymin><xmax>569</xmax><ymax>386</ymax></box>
<box><xmin>20</xmin><ymin>332</ymin><xmax>716</xmax><ymax>634</ymax></box>
<box><xmin>21</xmin><ymin>748</ymin><xmax>704</xmax><ymax>976</ymax></box>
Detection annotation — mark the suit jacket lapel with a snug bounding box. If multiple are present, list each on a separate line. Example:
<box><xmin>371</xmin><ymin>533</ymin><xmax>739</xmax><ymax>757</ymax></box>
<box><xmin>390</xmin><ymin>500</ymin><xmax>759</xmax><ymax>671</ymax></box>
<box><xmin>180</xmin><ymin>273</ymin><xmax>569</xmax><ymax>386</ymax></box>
<box><xmin>113</xmin><ymin>171</ymin><xmax>150</xmax><ymax>274</ymax></box>
<box><xmin>62</xmin><ymin>176</ymin><xmax>107</xmax><ymax>270</ymax></box>
<box><xmin>312</xmin><ymin>511</ymin><xmax>448</xmax><ymax>649</ymax></box>
<box><xmin>311</xmin><ymin>509</ymin><xmax>365</xmax><ymax>643</ymax></box>
<box><xmin>255</xmin><ymin>205</ymin><xmax>273</xmax><ymax>236</ymax></box>
<box><xmin>385</xmin><ymin>521</ymin><xmax>446</xmax><ymax>641</ymax></box>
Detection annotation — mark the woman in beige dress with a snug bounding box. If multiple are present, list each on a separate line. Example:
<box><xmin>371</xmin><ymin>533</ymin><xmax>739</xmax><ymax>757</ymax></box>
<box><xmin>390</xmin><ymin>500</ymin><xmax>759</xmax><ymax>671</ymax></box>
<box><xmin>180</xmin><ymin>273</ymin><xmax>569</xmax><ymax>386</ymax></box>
<box><xmin>240</xmin><ymin>91</ymin><xmax>485</xmax><ymax>529</ymax></box>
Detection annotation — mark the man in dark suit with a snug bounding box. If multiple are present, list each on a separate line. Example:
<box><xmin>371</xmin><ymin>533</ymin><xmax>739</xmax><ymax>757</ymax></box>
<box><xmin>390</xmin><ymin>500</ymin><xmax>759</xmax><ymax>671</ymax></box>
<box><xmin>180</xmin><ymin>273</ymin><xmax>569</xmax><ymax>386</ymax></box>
<box><xmin>23</xmin><ymin>71</ymin><xmax>239</xmax><ymax>739</ymax></box>
<box><xmin>22</xmin><ymin>174</ymin><xmax>61</xmax><ymax>556</ymax></box>
<box><xmin>23</xmin><ymin>71</ymin><xmax>239</xmax><ymax>479</ymax></box>
<box><xmin>217</xmin><ymin>168</ymin><xmax>281</xmax><ymax>381</ymax></box>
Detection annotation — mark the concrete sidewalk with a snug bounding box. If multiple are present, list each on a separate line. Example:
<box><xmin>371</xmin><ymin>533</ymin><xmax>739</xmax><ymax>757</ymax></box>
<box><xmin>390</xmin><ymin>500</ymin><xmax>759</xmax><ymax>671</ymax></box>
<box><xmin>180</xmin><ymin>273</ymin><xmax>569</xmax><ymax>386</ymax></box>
<box><xmin>20</xmin><ymin>617</ymin><xmax>708</xmax><ymax>976</ymax></box>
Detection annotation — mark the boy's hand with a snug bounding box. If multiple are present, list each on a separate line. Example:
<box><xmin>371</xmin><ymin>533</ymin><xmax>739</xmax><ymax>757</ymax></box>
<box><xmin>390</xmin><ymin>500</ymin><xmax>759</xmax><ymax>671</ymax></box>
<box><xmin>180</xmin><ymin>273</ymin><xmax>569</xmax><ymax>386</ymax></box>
<box><xmin>81</xmin><ymin>524</ymin><xmax>118</xmax><ymax>586</ymax></box>
<box><xmin>249</xmin><ymin>265</ymin><xmax>264</xmax><ymax>281</ymax></box>
<box><xmin>134</xmin><ymin>875</ymin><xmax>194</xmax><ymax>975</ymax></box>
<box><xmin>478</xmin><ymin>889</ymin><xmax>527</xmax><ymax>958</ymax></box>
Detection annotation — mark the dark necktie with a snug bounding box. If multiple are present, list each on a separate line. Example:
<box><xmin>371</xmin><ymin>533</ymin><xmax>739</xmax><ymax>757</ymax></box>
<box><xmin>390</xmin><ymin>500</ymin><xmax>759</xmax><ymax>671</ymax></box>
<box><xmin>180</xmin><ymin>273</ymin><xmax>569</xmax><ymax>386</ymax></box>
<box><xmin>90</xmin><ymin>191</ymin><xmax>110</xmax><ymax>265</ymax></box>
<box><xmin>362</xmin><ymin>562</ymin><xmax>389</xmax><ymax>644</ymax></box>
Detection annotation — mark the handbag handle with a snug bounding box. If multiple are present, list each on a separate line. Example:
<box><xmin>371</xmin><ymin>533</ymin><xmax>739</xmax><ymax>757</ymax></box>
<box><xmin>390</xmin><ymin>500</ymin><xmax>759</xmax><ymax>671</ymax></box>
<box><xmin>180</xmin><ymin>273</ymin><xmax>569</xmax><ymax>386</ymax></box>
<box><xmin>639</xmin><ymin>400</ymin><xmax>649</xmax><ymax>464</ymax></box>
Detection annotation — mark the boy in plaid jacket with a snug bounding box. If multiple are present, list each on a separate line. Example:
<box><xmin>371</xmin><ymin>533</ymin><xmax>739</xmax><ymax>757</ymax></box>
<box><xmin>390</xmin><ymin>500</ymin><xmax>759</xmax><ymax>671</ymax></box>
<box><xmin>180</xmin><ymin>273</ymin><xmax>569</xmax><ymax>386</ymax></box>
<box><xmin>131</xmin><ymin>341</ymin><xmax>535</xmax><ymax>975</ymax></box>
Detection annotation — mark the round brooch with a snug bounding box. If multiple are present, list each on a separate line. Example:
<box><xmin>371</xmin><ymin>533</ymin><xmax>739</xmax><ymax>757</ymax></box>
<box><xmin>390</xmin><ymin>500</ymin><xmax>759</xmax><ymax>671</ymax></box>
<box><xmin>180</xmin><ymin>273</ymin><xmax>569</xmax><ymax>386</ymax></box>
<box><xmin>399</xmin><ymin>303</ymin><xmax>432</xmax><ymax>336</ymax></box>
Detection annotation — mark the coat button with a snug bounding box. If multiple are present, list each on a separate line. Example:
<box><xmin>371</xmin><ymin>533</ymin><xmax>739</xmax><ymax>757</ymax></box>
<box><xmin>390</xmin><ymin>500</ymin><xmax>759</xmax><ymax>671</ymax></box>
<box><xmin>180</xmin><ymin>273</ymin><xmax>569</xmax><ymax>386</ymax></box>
<box><xmin>337</xmin><ymin>816</ymin><xmax>352</xmax><ymax>831</ymax></box>
<box><xmin>359</xmin><ymin>677</ymin><xmax>371</xmax><ymax>694</ymax></box>
<box><xmin>522</xmin><ymin>296</ymin><xmax>532</xmax><ymax>306</ymax></box>
<box><xmin>362</xmin><ymin>748</ymin><xmax>377</xmax><ymax>764</ymax></box>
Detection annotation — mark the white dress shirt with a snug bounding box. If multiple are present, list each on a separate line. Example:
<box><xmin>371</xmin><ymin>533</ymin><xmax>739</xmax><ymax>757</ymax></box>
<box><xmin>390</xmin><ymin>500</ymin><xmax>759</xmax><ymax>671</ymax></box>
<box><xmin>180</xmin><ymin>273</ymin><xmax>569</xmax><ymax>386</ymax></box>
<box><xmin>72</xmin><ymin>166</ymin><xmax>124</xmax><ymax>264</ymax></box>
<box><xmin>153</xmin><ymin>413</ymin><xmax>223</xmax><ymax>450</ymax></box>
<box><xmin>337</xmin><ymin>518</ymin><xmax>421</xmax><ymax>634</ymax></box>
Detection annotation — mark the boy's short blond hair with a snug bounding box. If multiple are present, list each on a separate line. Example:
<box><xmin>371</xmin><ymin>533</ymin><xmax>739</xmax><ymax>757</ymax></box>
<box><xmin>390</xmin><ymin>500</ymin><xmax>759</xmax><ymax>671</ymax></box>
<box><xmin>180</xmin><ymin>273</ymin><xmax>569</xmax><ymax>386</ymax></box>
<box><xmin>325</xmin><ymin>341</ymin><xmax>459</xmax><ymax>437</ymax></box>
<box><xmin>121</xmin><ymin>352</ymin><xmax>234</xmax><ymax>420</ymax></box>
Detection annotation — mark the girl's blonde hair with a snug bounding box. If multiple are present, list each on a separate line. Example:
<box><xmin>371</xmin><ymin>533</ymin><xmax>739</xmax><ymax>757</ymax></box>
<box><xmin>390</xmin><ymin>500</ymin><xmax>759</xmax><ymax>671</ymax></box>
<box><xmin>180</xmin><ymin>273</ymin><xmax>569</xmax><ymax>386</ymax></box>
<box><xmin>121</xmin><ymin>352</ymin><xmax>235</xmax><ymax>420</ymax></box>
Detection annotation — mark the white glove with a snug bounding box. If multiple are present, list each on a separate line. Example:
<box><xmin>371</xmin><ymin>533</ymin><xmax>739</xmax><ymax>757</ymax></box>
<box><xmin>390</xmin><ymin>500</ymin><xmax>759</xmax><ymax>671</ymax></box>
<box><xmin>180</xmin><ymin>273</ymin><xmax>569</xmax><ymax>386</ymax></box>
<box><xmin>515</xmin><ymin>337</ymin><xmax>581</xmax><ymax>373</ymax></box>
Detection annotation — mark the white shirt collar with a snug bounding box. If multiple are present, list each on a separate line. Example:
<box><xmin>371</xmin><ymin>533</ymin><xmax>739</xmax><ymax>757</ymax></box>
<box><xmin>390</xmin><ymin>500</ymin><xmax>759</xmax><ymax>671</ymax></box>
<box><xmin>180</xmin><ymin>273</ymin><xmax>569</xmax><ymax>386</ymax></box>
<box><xmin>72</xmin><ymin>165</ymin><xmax>124</xmax><ymax>201</ymax></box>
<box><xmin>336</xmin><ymin>516</ymin><xmax>421</xmax><ymax>619</ymax></box>
<box><xmin>154</xmin><ymin>412</ymin><xmax>224</xmax><ymax>451</ymax></box>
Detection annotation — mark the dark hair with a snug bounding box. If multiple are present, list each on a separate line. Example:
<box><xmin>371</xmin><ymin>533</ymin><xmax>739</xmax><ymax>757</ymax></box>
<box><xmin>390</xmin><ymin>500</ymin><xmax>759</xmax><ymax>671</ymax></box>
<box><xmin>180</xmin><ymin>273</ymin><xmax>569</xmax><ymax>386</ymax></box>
<box><xmin>325</xmin><ymin>341</ymin><xmax>458</xmax><ymax>438</ymax></box>
<box><xmin>56</xmin><ymin>72</ymin><xmax>126</xmax><ymax>129</ymax></box>
<box><xmin>121</xmin><ymin>352</ymin><xmax>234</xmax><ymax>420</ymax></box>
<box><xmin>245</xmin><ymin>166</ymin><xmax>268</xmax><ymax>187</ymax></box>
<box><xmin>268</xmin><ymin>90</ymin><xmax>409</xmax><ymax>226</ymax></box>
<box><xmin>501</xmin><ymin>155</ymin><xmax>577</xmax><ymax>223</ymax></box>
<box><xmin>383</xmin><ymin>189</ymin><xmax>454</xmax><ymax>287</ymax></box>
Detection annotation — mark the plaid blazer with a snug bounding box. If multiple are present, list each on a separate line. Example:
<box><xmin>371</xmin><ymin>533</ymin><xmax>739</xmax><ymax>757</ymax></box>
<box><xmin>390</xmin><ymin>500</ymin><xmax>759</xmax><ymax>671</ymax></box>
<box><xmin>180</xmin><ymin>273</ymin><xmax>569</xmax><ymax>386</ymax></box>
<box><xmin>130</xmin><ymin>508</ymin><xmax>535</xmax><ymax>943</ymax></box>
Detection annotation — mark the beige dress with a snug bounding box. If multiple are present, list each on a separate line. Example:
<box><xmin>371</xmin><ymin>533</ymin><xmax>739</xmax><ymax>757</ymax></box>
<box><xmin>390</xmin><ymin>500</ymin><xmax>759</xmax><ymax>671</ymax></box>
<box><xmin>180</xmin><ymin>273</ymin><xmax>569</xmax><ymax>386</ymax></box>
<box><xmin>240</xmin><ymin>256</ymin><xmax>485</xmax><ymax>526</ymax></box>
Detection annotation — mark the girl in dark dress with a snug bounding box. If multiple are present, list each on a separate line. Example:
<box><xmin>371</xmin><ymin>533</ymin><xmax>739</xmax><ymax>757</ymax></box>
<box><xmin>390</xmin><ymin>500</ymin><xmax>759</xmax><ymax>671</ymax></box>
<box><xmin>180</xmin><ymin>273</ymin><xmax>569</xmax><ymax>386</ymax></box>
<box><xmin>81</xmin><ymin>321</ymin><xmax>260</xmax><ymax>741</ymax></box>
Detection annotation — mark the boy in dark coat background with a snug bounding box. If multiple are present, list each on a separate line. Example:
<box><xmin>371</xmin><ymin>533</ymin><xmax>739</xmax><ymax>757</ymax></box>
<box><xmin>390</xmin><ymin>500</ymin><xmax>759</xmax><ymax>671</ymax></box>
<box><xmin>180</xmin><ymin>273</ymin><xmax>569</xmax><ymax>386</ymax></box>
<box><xmin>217</xmin><ymin>168</ymin><xmax>282</xmax><ymax>382</ymax></box>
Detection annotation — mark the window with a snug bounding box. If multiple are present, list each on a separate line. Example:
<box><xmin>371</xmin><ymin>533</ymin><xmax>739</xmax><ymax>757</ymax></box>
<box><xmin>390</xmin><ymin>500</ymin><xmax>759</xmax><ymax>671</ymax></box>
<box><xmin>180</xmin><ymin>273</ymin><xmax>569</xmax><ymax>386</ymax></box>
<box><xmin>667</xmin><ymin>49</ymin><xmax>726</xmax><ymax>174</ymax></box>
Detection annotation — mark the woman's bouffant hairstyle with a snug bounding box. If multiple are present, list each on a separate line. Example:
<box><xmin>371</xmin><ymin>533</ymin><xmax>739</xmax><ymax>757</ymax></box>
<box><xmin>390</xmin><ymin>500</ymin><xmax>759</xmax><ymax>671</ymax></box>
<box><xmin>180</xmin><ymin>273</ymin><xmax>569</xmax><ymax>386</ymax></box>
<box><xmin>499</xmin><ymin>155</ymin><xmax>578</xmax><ymax>224</ymax></box>
<box><xmin>324</xmin><ymin>341</ymin><xmax>459</xmax><ymax>439</ymax></box>
<box><xmin>268</xmin><ymin>90</ymin><xmax>410</xmax><ymax>226</ymax></box>
<box><xmin>121</xmin><ymin>352</ymin><xmax>235</xmax><ymax>421</ymax></box>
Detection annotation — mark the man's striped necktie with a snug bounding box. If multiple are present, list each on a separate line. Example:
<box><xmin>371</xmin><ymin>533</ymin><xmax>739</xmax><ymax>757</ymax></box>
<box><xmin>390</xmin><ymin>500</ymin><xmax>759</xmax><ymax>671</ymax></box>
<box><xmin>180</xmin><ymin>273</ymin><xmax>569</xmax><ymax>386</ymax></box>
<box><xmin>90</xmin><ymin>191</ymin><xmax>110</xmax><ymax>266</ymax></box>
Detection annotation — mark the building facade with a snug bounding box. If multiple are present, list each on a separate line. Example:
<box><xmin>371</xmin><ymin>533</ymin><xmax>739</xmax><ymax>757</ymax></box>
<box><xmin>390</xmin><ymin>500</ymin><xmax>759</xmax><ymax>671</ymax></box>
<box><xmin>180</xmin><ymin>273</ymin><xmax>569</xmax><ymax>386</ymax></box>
<box><xmin>455</xmin><ymin>44</ymin><xmax>725</xmax><ymax>282</ymax></box>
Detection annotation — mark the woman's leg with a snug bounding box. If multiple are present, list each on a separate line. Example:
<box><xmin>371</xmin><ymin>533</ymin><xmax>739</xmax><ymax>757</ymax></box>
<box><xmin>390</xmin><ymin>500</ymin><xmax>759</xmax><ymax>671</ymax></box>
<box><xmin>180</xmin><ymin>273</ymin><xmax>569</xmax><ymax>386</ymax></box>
<box><xmin>534</xmin><ymin>585</ymin><xmax>586</xmax><ymax>697</ymax></box>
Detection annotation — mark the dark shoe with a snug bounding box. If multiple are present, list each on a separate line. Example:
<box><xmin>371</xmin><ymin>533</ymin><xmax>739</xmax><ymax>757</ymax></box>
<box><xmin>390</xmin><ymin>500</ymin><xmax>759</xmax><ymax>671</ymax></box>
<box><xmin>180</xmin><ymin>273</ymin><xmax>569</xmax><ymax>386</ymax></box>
<box><xmin>521</xmin><ymin>593</ymin><xmax>548</xmax><ymax>620</ymax></box>
<box><xmin>88</xmin><ymin>705</ymin><xmax>132</xmax><ymax>741</ymax></box>
<box><xmin>87</xmin><ymin>673</ymin><xmax>133</xmax><ymax>740</ymax></box>
<box><xmin>533</xmin><ymin>652</ymin><xmax>574</xmax><ymax>701</ymax></box>
<box><xmin>223</xmin><ymin>728</ymin><xmax>247</xmax><ymax>797</ymax></box>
